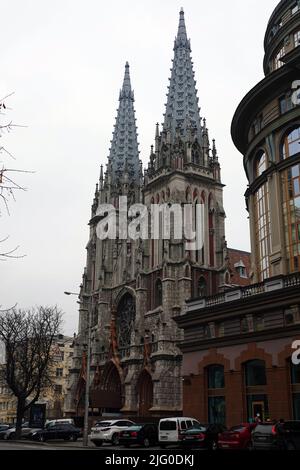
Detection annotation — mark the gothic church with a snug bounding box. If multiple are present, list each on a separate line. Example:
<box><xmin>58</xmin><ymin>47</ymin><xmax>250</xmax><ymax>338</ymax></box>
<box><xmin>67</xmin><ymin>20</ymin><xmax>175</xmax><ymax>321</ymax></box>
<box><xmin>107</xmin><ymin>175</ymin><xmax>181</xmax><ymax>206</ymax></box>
<box><xmin>65</xmin><ymin>9</ymin><xmax>230</xmax><ymax>419</ymax></box>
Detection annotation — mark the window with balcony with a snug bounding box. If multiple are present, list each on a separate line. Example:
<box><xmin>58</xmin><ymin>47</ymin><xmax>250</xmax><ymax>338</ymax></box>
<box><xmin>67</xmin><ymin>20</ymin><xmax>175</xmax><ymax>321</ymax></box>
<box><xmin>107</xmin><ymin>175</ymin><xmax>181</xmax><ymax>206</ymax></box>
<box><xmin>281</xmin><ymin>127</ymin><xmax>300</xmax><ymax>160</ymax></box>
<box><xmin>279</xmin><ymin>92</ymin><xmax>296</xmax><ymax>114</ymax></box>
<box><xmin>292</xmin><ymin>3</ymin><xmax>299</xmax><ymax>15</ymax></box>
<box><xmin>282</xmin><ymin>162</ymin><xmax>300</xmax><ymax>272</ymax></box>
<box><xmin>255</xmin><ymin>151</ymin><xmax>267</xmax><ymax>177</ymax></box>
<box><xmin>274</xmin><ymin>46</ymin><xmax>285</xmax><ymax>70</ymax></box>
<box><xmin>254</xmin><ymin>182</ymin><xmax>271</xmax><ymax>280</ymax></box>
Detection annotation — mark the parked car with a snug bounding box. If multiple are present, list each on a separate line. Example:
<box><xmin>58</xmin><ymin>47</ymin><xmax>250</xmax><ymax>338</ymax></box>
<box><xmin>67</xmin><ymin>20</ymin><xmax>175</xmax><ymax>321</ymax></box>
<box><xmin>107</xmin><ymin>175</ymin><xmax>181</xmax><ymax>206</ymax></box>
<box><xmin>0</xmin><ymin>422</ymin><xmax>41</xmax><ymax>440</ymax></box>
<box><xmin>218</xmin><ymin>423</ymin><xmax>257</xmax><ymax>450</ymax></box>
<box><xmin>45</xmin><ymin>419</ymin><xmax>75</xmax><ymax>427</ymax></box>
<box><xmin>252</xmin><ymin>421</ymin><xmax>300</xmax><ymax>450</ymax></box>
<box><xmin>119</xmin><ymin>424</ymin><xmax>158</xmax><ymax>448</ymax></box>
<box><xmin>0</xmin><ymin>425</ymin><xmax>10</xmax><ymax>436</ymax></box>
<box><xmin>28</xmin><ymin>423</ymin><xmax>81</xmax><ymax>442</ymax></box>
<box><xmin>179</xmin><ymin>423</ymin><xmax>227</xmax><ymax>450</ymax></box>
<box><xmin>159</xmin><ymin>417</ymin><xmax>201</xmax><ymax>448</ymax></box>
<box><xmin>90</xmin><ymin>419</ymin><xmax>135</xmax><ymax>447</ymax></box>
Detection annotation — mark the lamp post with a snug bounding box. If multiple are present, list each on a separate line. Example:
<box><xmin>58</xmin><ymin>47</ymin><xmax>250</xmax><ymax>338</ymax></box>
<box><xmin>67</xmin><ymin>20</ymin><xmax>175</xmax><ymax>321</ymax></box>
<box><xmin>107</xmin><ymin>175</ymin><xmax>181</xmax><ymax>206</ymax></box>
<box><xmin>64</xmin><ymin>291</ymin><xmax>93</xmax><ymax>447</ymax></box>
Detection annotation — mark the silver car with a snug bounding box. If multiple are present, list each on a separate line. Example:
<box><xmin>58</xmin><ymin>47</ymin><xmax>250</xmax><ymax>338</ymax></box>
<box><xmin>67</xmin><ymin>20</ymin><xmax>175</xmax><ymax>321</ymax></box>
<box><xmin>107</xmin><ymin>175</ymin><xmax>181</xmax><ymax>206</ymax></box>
<box><xmin>90</xmin><ymin>419</ymin><xmax>135</xmax><ymax>446</ymax></box>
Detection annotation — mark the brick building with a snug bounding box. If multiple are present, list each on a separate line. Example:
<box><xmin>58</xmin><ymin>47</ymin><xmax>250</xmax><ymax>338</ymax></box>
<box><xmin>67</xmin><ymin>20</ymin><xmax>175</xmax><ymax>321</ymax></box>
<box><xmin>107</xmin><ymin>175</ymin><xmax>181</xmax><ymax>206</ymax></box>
<box><xmin>175</xmin><ymin>0</ymin><xmax>300</xmax><ymax>427</ymax></box>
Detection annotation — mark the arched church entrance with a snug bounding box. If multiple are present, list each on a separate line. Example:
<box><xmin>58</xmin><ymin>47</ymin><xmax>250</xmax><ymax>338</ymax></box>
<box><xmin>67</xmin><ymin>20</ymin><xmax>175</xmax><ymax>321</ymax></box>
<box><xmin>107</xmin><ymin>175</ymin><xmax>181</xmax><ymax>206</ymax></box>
<box><xmin>137</xmin><ymin>370</ymin><xmax>153</xmax><ymax>417</ymax></box>
<box><xmin>91</xmin><ymin>361</ymin><xmax>123</xmax><ymax>413</ymax></box>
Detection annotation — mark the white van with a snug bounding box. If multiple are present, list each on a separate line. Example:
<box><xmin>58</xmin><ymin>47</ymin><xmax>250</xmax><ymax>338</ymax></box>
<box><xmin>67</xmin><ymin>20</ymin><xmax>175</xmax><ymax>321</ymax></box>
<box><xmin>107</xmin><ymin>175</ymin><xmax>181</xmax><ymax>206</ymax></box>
<box><xmin>159</xmin><ymin>417</ymin><xmax>200</xmax><ymax>447</ymax></box>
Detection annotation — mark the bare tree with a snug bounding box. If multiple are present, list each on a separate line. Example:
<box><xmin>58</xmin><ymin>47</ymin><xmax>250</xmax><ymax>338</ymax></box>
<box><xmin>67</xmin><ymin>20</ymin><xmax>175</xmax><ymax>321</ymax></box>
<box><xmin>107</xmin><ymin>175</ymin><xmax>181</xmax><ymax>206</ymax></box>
<box><xmin>0</xmin><ymin>93</ymin><xmax>30</xmax><ymax>261</ymax></box>
<box><xmin>0</xmin><ymin>306</ymin><xmax>63</xmax><ymax>439</ymax></box>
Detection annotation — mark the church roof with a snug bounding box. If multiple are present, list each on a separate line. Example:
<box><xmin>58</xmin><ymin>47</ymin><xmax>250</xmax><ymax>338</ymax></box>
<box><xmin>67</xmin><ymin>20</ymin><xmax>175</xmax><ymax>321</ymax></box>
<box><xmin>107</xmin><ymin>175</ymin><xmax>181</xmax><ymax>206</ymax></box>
<box><xmin>108</xmin><ymin>62</ymin><xmax>140</xmax><ymax>184</ymax></box>
<box><xmin>163</xmin><ymin>8</ymin><xmax>202</xmax><ymax>143</ymax></box>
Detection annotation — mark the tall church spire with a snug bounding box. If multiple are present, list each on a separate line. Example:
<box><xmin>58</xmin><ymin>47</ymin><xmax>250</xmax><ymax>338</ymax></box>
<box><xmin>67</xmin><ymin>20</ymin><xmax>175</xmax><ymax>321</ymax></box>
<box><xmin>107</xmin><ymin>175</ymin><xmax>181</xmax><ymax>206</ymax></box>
<box><xmin>163</xmin><ymin>9</ymin><xmax>202</xmax><ymax>143</ymax></box>
<box><xmin>108</xmin><ymin>62</ymin><xmax>140</xmax><ymax>184</ymax></box>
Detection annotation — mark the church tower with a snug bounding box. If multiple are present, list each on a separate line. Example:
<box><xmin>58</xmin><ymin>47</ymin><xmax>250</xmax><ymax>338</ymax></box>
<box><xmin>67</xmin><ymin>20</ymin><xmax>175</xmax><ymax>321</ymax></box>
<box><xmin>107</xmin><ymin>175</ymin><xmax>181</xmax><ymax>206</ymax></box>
<box><xmin>65</xmin><ymin>10</ymin><xmax>227</xmax><ymax>419</ymax></box>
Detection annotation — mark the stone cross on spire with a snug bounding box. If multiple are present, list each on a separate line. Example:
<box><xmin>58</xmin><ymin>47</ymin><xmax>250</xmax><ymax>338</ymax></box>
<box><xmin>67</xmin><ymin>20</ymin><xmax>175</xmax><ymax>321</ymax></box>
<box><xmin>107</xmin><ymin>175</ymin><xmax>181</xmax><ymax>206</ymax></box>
<box><xmin>163</xmin><ymin>9</ymin><xmax>202</xmax><ymax>144</ymax></box>
<box><xmin>107</xmin><ymin>62</ymin><xmax>140</xmax><ymax>185</ymax></box>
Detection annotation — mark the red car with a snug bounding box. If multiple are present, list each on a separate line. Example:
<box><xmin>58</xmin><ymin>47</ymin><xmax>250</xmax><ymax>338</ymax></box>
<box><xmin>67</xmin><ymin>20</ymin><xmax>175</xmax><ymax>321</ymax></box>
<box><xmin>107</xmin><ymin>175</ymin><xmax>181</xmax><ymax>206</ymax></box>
<box><xmin>218</xmin><ymin>423</ymin><xmax>257</xmax><ymax>450</ymax></box>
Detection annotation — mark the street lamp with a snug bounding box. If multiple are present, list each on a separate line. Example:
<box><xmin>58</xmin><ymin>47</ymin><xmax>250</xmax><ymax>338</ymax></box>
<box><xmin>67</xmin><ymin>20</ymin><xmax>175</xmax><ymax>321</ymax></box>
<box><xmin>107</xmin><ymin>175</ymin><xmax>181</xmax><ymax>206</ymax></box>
<box><xmin>64</xmin><ymin>290</ymin><xmax>93</xmax><ymax>448</ymax></box>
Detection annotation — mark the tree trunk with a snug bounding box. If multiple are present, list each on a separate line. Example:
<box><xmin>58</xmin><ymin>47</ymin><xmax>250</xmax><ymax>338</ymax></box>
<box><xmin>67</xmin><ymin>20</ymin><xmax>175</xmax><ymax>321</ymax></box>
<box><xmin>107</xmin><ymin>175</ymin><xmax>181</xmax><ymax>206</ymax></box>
<box><xmin>15</xmin><ymin>398</ymin><xmax>25</xmax><ymax>440</ymax></box>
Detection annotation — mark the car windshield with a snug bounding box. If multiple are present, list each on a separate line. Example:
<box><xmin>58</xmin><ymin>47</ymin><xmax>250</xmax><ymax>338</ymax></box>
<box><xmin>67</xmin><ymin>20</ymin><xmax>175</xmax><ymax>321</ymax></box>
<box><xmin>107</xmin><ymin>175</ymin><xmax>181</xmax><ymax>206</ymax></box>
<box><xmin>255</xmin><ymin>424</ymin><xmax>273</xmax><ymax>433</ymax></box>
<box><xmin>95</xmin><ymin>421</ymin><xmax>112</xmax><ymax>427</ymax></box>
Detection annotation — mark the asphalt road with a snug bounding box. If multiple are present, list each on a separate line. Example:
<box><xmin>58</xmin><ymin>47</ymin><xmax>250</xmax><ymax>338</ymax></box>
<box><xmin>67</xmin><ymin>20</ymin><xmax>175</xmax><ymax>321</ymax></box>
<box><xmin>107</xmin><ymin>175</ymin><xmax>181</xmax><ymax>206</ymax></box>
<box><xmin>0</xmin><ymin>439</ymin><xmax>164</xmax><ymax>451</ymax></box>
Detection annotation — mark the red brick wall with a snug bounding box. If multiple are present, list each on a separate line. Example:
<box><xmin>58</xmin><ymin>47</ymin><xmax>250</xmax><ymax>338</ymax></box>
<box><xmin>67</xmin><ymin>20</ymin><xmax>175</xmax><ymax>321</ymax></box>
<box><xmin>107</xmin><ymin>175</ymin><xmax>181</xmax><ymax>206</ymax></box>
<box><xmin>182</xmin><ymin>339</ymin><xmax>300</xmax><ymax>427</ymax></box>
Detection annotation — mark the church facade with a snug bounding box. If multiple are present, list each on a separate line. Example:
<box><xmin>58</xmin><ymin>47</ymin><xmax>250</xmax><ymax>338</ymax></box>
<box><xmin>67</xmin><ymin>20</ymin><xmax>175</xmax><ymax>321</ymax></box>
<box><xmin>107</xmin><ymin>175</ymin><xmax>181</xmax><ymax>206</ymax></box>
<box><xmin>65</xmin><ymin>10</ymin><xmax>235</xmax><ymax>419</ymax></box>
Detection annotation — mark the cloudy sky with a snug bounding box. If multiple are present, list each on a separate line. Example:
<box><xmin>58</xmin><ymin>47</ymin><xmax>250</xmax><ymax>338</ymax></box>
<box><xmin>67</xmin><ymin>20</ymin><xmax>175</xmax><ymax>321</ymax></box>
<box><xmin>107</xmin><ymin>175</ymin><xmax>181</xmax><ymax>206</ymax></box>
<box><xmin>0</xmin><ymin>0</ymin><xmax>278</xmax><ymax>335</ymax></box>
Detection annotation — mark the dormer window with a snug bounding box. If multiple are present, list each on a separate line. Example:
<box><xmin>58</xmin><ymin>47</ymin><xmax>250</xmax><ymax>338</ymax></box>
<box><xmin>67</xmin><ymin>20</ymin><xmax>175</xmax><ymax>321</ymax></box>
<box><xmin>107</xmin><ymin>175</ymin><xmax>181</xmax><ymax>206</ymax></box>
<box><xmin>234</xmin><ymin>260</ymin><xmax>247</xmax><ymax>278</ymax></box>
<box><xmin>292</xmin><ymin>3</ymin><xmax>299</xmax><ymax>15</ymax></box>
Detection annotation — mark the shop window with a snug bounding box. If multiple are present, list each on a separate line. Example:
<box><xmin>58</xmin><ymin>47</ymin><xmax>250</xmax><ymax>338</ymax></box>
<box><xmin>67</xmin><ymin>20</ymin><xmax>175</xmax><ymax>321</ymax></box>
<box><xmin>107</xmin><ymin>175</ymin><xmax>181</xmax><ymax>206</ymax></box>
<box><xmin>291</xmin><ymin>362</ymin><xmax>300</xmax><ymax>384</ymax></box>
<box><xmin>207</xmin><ymin>365</ymin><xmax>225</xmax><ymax>389</ymax></box>
<box><xmin>208</xmin><ymin>397</ymin><xmax>226</xmax><ymax>425</ymax></box>
<box><xmin>245</xmin><ymin>360</ymin><xmax>267</xmax><ymax>386</ymax></box>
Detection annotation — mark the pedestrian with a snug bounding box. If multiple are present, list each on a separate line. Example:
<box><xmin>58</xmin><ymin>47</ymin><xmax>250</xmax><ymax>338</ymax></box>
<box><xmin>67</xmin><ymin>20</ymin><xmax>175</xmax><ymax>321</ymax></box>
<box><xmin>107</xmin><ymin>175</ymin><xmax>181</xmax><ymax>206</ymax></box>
<box><xmin>277</xmin><ymin>419</ymin><xmax>286</xmax><ymax>450</ymax></box>
<box><xmin>254</xmin><ymin>413</ymin><xmax>262</xmax><ymax>424</ymax></box>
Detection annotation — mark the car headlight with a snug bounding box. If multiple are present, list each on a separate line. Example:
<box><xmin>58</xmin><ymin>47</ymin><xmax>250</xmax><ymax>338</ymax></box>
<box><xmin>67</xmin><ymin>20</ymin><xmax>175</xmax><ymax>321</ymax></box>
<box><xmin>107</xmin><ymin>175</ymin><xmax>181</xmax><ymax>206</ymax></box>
<box><xmin>32</xmin><ymin>432</ymin><xmax>37</xmax><ymax>436</ymax></box>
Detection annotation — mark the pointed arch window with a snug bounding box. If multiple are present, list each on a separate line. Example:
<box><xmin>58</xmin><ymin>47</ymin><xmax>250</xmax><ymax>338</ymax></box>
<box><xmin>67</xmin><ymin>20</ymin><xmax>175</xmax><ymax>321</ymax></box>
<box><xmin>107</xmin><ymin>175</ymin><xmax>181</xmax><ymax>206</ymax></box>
<box><xmin>197</xmin><ymin>277</ymin><xmax>207</xmax><ymax>298</ymax></box>
<box><xmin>154</xmin><ymin>279</ymin><xmax>163</xmax><ymax>308</ymax></box>
<box><xmin>281</xmin><ymin>127</ymin><xmax>300</xmax><ymax>160</ymax></box>
<box><xmin>209</xmin><ymin>194</ymin><xmax>215</xmax><ymax>267</ymax></box>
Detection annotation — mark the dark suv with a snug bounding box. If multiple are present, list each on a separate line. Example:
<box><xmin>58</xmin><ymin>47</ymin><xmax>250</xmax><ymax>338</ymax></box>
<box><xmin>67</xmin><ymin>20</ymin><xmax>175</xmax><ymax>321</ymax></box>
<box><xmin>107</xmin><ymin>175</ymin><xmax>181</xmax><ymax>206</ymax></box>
<box><xmin>252</xmin><ymin>421</ymin><xmax>300</xmax><ymax>450</ymax></box>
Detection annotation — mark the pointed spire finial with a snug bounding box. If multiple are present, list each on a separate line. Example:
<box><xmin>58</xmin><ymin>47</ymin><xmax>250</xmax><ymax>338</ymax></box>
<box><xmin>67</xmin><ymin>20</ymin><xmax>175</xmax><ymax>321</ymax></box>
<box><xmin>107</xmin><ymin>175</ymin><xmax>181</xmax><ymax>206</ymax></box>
<box><xmin>121</xmin><ymin>61</ymin><xmax>132</xmax><ymax>97</ymax></box>
<box><xmin>176</xmin><ymin>7</ymin><xmax>188</xmax><ymax>46</ymax></box>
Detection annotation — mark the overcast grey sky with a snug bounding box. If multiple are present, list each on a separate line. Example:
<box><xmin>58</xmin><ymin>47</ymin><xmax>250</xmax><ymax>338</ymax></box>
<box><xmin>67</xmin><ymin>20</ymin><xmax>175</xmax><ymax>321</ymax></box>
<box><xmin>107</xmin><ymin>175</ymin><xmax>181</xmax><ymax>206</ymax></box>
<box><xmin>0</xmin><ymin>0</ymin><xmax>278</xmax><ymax>335</ymax></box>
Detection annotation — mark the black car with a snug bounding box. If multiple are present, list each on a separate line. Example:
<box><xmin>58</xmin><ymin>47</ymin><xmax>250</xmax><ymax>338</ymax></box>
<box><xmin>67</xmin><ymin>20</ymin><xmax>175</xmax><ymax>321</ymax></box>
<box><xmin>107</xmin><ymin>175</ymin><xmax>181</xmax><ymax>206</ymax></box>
<box><xmin>179</xmin><ymin>424</ymin><xmax>227</xmax><ymax>450</ymax></box>
<box><xmin>28</xmin><ymin>423</ymin><xmax>81</xmax><ymax>442</ymax></box>
<box><xmin>252</xmin><ymin>421</ymin><xmax>300</xmax><ymax>450</ymax></box>
<box><xmin>119</xmin><ymin>424</ymin><xmax>158</xmax><ymax>448</ymax></box>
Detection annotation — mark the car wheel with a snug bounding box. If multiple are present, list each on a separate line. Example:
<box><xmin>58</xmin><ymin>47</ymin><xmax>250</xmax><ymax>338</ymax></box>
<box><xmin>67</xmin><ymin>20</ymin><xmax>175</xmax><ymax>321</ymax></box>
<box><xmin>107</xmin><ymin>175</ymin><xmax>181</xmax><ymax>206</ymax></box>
<box><xmin>143</xmin><ymin>437</ymin><xmax>150</xmax><ymax>448</ymax></box>
<box><xmin>287</xmin><ymin>442</ymin><xmax>296</xmax><ymax>451</ymax></box>
<box><xmin>8</xmin><ymin>433</ymin><xmax>16</xmax><ymax>440</ymax></box>
<box><xmin>93</xmin><ymin>441</ymin><xmax>103</xmax><ymax>447</ymax></box>
<box><xmin>112</xmin><ymin>433</ymin><xmax>119</xmax><ymax>446</ymax></box>
<box><xmin>71</xmin><ymin>435</ymin><xmax>78</xmax><ymax>442</ymax></box>
<box><xmin>38</xmin><ymin>434</ymin><xmax>45</xmax><ymax>442</ymax></box>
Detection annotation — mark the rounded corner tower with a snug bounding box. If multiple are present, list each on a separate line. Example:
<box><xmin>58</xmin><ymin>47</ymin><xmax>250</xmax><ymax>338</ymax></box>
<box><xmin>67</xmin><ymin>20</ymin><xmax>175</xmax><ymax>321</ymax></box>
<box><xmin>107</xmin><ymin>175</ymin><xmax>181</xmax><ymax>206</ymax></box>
<box><xmin>232</xmin><ymin>0</ymin><xmax>300</xmax><ymax>283</ymax></box>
